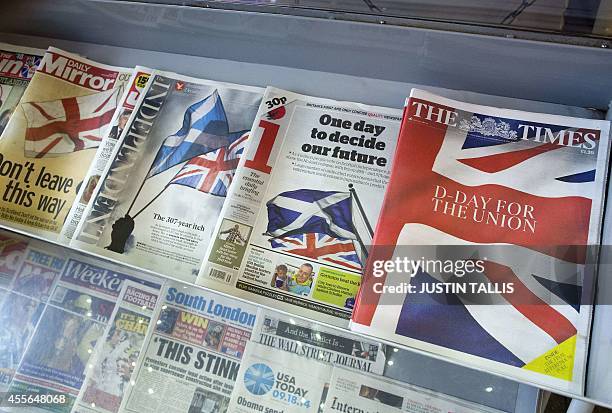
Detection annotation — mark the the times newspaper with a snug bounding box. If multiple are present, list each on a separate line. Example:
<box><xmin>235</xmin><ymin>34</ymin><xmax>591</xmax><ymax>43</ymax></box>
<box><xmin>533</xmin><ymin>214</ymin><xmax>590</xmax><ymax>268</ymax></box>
<box><xmin>254</xmin><ymin>311</ymin><xmax>385</xmax><ymax>374</ymax></box>
<box><xmin>325</xmin><ymin>367</ymin><xmax>503</xmax><ymax>413</ymax></box>
<box><xmin>228</xmin><ymin>341</ymin><xmax>331</xmax><ymax>413</ymax></box>
<box><xmin>60</xmin><ymin>69</ymin><xmax>152</xmax><ymax>242</ymax></box>
<box><xmin>351</xmin><ymin>89</ymin><xmax>612</xmax><ymax>394</ymax></box>
<box><xmin>197</xmin><ymin>87</ymin><xmax>402</xmax><ymax>327</ymax></box>
<box><xmin>72</xmin><ymin>70</ymin><xmax>263</xmax><ymax>282</ymax></box>
<box><xmin>120</xmin><ymin>281</ymin><xmax>258</xmax><ymax>413</ymax></box>
<box><xmin>0</xmin><ymin>43</ymin><xmax>44</xmax><ymax>136</ymax></box>
<box><xmin>0</xmin><ymin>47</ymin><xmax>133</xmax><ymax>239</ymax></box>
<box><xmin>2</xmin><ymin>242</ymin><xmax>162</xmax><ymax>412</ymax></box>
<box><xmin>74</xmin><ymin>281</ymin><xmax>159</xmax><ymax>413</ymax></box>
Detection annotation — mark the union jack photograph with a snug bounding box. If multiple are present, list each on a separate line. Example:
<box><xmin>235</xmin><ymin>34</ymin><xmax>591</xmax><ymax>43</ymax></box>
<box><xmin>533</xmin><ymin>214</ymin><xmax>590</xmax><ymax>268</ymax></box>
<box><xmin>169</xmin><ymin>132</ymin><xmax>248</xmax><ymax>197</ymax></box>
<box><xmin>270</xmin><ymin>232</ymin><xmax>362</xmax><ymax>271</ymax></box>
<box><xmin>21</xmin><ymin>88</ymin><xmax>118</xmax><ymax>158</ymax></box>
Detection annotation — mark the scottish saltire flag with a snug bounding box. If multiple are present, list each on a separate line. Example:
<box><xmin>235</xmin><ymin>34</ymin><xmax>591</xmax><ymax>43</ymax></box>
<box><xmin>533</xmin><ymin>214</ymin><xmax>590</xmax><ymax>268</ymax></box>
<box><xmin>21</xmin><ymin>89</ymin><xmax>118</xmax><ymax>158</ymax></box>
<box><xmin>270</xmin><ymin>233</ymin><xmax>362</xmax><ymax>271</ymax></box>
<box><xmin>266</xmin><ymin>189</ymin><xmax>357</xmax><ymax>240</ymax></box>
<box><xmin>169</xmin><ymin>132</ymin><xmax>248</xmax><ymax>196</ymax></box>
<box><xmin>148</xmin><ymin>90</ymin><xmax>233</xmax><ymax>177</ymax></box>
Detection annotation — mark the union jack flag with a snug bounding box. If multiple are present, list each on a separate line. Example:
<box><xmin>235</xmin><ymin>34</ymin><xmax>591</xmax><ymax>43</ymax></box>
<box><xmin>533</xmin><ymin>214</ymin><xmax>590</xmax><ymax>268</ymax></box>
<box><xmin>270</xmin><ymin>233</ymin><xmax>362</xmax><ymax>271</ymax></box>
<box><xmin>21</xmin><ymin>88</ymin><xmax>118</xmax><ymax>158</ymax></box>
<box><xmin>169</xmin><ymin>132</ymin><xmax>248</xmax><ymax>196</ymax></box>
<box><xmin>355</xmin><ymin>90</ymin><xmax>608</xmax><ymax>390</ymax></box>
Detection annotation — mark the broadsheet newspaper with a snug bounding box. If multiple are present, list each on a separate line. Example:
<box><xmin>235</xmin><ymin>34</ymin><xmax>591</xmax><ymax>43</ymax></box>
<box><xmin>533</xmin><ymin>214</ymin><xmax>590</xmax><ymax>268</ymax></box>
<box><xmin>0</xmin><ymin>43</ymin><xmax>44</xmax><ymax>136</ymax></box>
<box><xmin>0</xmin><ymin>47</ymin><xmax>133</xmax><ymax>239</ymax></box>
<box><xmin>120</xmin><ymin>281</ymin><xmax>258</xmax><ymax>413</ymax></box>
<box><xmin>351</xmin><ymin>89</ymin><xmax>611</xmax><ymax>393</ymax></box>
<box><xmin>228</xmin><ymin>341</ymin><xmax>331</xmax><ymax>413</ymax></box>
<box><xmin>254</xmin><ymin>311</ymin><xmax>385</xmax><ymax>375</ymax></box>
<box><xmin>4</xmin><ymin>248</ymin><xmax>161</xmax><ymax>412</ymax></box>
<box><xmin>72</xmin><ymin>70</ymin><xmax>263</xmax><ymax>282</ymax></box>
<box><xmin>325</xmin><ymin>367</ymin><xmax>502</xmax><ymax>413</ymax></box>
<box><xmin>74</xmin><ymin>281</ymin><xmax>159</xmax><ymax>413</ymax></box>
<box><xmin>197</xmin><ymin>87</ymin><xmax>401</xmax><ymax>326</ymax></box>
<box><xmin>60</xmin><ymin>69</ymin><xmax>152</xmax><ymax>242</ymax></box>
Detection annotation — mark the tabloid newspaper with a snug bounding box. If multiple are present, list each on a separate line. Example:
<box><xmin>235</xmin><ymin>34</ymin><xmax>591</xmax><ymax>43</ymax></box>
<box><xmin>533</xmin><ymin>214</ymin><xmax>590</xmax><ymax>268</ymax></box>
<box><xmin>0</xmin><ymin>235</ymin><xmax>66</xmax><ymax>392</ymax></box>
<box><xmin>324</xmin><ymin>367</ymin><xmax>503</xmax><ymax>413</ymax></box>
<box><xmin>351</xmin><ymin>89</ymin><xmax>611</xmax><ymax>393</ymax></box>
<box><xmin>71</xmin><ymin>70</ymin><xmax>263</xmax><ymax>282</ymax></box>
<box><xmin>0</xmin><ymin>43</ymin><xmax>44</xmax><ymax>136</ymax></box>
<box><xmin>228</xmin><ymin>341</ymin><xmax>331</xmax><ymax>413</ymax></box>
<box><xmin>0</xmin><ymin>47</ymin><xmax>133</xmax><ymax>239</ymax></box>
<box><xmin>4</xmin><ymin>247</ymin><xmax>162</xmax><ymax>412</ymax></box>
<box><xmin>0</xmin><ymin>230</ymin><xmax>29</xmax><ymax>288</ymax></box>
<box><xmin>120</xmin><ymin>281</ymin><xmax>258</xmax><ymax>413</ymax></box>
<box><xmin>254</xmin><ymin>311</ymin><xmax>385</xmax><ymax>375</ymax></box>
<box><xmin>197</xmin><ymin>87</ymin><xmax>402</xmax><ymax>327</ymax></box>
<box><xmin>74</xmin><ymin>281</ymin><xmax>159</xmax><ymax>413</ymax></box>
<box><xmin>60</xmin><ymin>69</ymin><xmax>152</xmax><ymax>242</ymax></box>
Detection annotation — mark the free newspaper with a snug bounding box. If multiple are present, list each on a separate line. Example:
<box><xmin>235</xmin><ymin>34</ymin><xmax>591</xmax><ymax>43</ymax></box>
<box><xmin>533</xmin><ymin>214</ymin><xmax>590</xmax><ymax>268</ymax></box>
<box><xmin>351</xmin><ymin>89</ymin><xmax>611</xmax><ymax>393</ymax></box>
<box><xmin>197</xmin><ymin>87</ymin><xmax>401</xmax><ymax>326</ymax></box>
<box><xmin>120</xmin><ymin>281</ymin><xmax>258</xmax><ymax>413</ymax></box>
<box><xmin>0</xmin><ymin>43</ymin><xmax>44</xmax><ymax>136</ymax></box>
<box><xmin>0</xmin><ymin>47</ymin><xmax>133</xmax><ymax>239</ymax></box>
<box><xmin>4</xmin><ymin>245</ymin><xmax>161</xmax><ymax>412</ymax></box>
<box><xmin>324</xmin><ymin>367</ymin><xmax>503</xmax><ymax>413</ymax></box>
<box><xmin>60</xmin><ymin>69</ymin><xmax>152</xmax><ymax>242</ymax></box>
<box><xmin>72</xmin><ymin>70</ymin><xmax>263</xmax><ymax>281</ymax></box>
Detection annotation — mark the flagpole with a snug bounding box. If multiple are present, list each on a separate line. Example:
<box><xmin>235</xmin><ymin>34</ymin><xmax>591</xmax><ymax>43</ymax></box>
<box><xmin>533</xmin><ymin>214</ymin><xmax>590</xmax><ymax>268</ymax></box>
<box><xmin>348</xmin><ymin>184</ymin><xmax>371</xmax><ymax>261</ymax></box>
<box><xmin>132</xmin><ymin>185</ymin><xmax>169</xmax><ymax>219</ymax></box>
<box><xmin>348</xmin><ymin>184</ymin><xmax>374</xmax><ymax>237</ymax></box>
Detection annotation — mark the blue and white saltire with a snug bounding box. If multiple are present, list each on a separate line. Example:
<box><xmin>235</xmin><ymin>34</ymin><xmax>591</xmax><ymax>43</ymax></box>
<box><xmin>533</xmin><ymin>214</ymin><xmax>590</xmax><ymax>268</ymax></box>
<box><xmin>265</xmin><ymin>189</ymin><xmax>356</xmax><ymax>240</ymax></box>
<box><xmin>147</xmin><ymin>90</ymin><xmax>230</xmax><ymax>177</ymax></box>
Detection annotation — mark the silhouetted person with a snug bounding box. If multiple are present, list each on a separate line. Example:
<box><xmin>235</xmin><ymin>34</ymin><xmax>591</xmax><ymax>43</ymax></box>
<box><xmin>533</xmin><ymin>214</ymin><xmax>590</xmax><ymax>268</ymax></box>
<box><xmin>106</xmin><ymin>214</ymin><xmax>135</xmax><ymax>254</ymax></box>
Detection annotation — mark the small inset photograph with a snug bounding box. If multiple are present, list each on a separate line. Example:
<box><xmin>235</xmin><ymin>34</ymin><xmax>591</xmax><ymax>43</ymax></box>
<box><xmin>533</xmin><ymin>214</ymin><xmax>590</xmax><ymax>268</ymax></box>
<box><xmin>269</xmin><ymin>262</ymin><xmax>298</xmax><ymax>292</ymax></box>
<box><xmin>188</xmin><ymin>387</ymin><xmax>230</xmax><ymax>413</ymax></box>
<box><xmin>217</xmin><ymin>219</ymin><xmax>251</xmax><ymax>246</ymax></box>
<box><xmin>285</xmin><ymin>262</ymin><xmax>315</xmax><ymax>297</ymax></box>
<box><xmin>359</xmin><ymin>385</ymin><xmax>403</xmax><ymax>408</ymax></box>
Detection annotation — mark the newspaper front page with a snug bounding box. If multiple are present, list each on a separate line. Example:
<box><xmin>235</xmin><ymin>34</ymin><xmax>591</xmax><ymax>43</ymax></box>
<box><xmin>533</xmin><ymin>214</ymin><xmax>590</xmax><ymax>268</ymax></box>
<box><xmin>0</xmin><ymin>47</ymin><xmax>133</xmax><ymax>239</ymax></box>
<box><xmin>324</xmin><ymin>367</ymin><xmax>503</xmax><ymax>413</ymax></box>
<box><xmin>74</xmin><ymin>280</ymin><xmax>159</xmax><ymax>413</ymax></box>
<box><xmin>72</xmin><ymin>70</ymin><xmax>263</xmax><ymax>281</ymax></box>
<box><xmin>60</xmin><ymin>69</ymin><xmax>152</xmax><ymax>242</ymax></box>
<box><xmin>197</xmin><ymin>87</ymin><xmax>402</xmax><ymax>326</ymax></box>
<box><xmin>0</xmin><ymin>43</ymin><xmax>44</xmax><ymax>135</ymax></box>
<box><xmin>120</xmin><ymin>281</ymin><xmax>258</xmax><ymax>413</ymax></box>
<box><xmin>254</xmin><ymin>310</ymin><xmax>385</xmax><ymax>375</ymax></box>
<box><xmin>4</xmin><ymin>251</ymin><xmax>161</xmax><ymax>412</ymax></box>
<box><xmin>228</xmin><ymin>341</ymin><xmax>331</xmax><ymax>413</ymax></box>
<box><xmin>0</xmin><ymin>237</ymin><xmax>66</xmax><ymax>392</ymax></box>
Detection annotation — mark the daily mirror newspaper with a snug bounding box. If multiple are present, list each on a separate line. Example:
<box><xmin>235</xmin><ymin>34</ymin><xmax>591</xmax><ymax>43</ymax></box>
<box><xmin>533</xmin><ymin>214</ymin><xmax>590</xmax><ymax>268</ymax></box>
<box><xmin>4</xmin><ymin>249</ymin><xmax>162</xmax><ymax>412</ymax></box>
<box><xmin>0</xmin><ymin>43</ymin><xmax>44</xmax><ymax>135</ymax></box>
<box><xmin>120</xmin><ymin>281</ymin><xmax>258</xmax><ymax>413</ymax></box>
<box><xmin>324</xmin><ymin>367</ymin><xmax>503</xmax><ymax>413</ymax></box>
<box><xmin>72</xmin><ymin>70</ymin><xmax>263</xmax><ymax>282</ymax></box>
<box><xmin>74</xmin><ymin>280</ymin><xmax>159</xmax><ymax>413</ymax></box>
<box><xmin>0</xmin><ymin>47</ymin><xmax>133</xmax><ymax>239</ymax></box>
<box><xmin>0</xmin><ymin>230</ymin><xmax>29</xmax><ymax>288</ymax></box>
<box><xmin>254</xmin><ymin>310</ymin><xmax>385</xmax><ymax>375</ymax></box>
<box><xmin>60</xmin><ymin>69</ymin><xmax>152</xmax><ymax>242</ymax></box>
<box><xmin>197</xmin><ymin>87</ymin><xmax>401</xmax><ymax>327</ymax></box>
<box><xmin>228</xmin><ymin>341</ymin><xmax>331</xmax><ymax>413</ymax></box>
<box><xmin>351</xmin><ymin>89</ymin><xmax>611</xmax><ymax>394</ymax></box>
